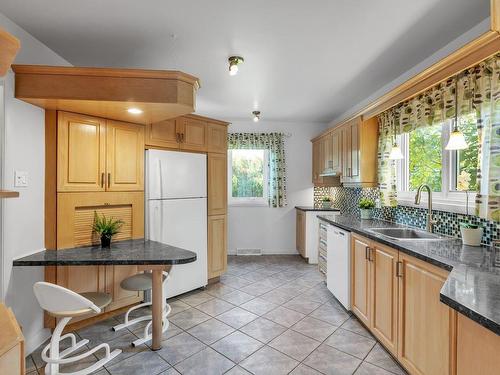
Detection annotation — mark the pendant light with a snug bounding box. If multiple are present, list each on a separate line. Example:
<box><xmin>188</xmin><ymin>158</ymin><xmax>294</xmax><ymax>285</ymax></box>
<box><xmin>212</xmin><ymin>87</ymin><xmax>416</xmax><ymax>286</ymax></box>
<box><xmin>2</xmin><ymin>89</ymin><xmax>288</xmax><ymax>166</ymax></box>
<box><xmin>389</xmin><ymin>116</ymin><xmax>403</xmax><ymax>160</ymax></box>
<box><xmin>445</xmin><ymin>79</ymin><xmax>468</xmax><ymax>150</ymax></box>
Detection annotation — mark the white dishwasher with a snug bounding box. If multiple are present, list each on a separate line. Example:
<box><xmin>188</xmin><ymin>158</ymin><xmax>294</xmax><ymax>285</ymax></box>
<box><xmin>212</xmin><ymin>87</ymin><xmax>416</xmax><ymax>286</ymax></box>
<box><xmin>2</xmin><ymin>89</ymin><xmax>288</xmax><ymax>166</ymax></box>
<box><xmin>326</xmin><ymin>225</ymin><xmax>351</xmax><ymax>310</ymax></box>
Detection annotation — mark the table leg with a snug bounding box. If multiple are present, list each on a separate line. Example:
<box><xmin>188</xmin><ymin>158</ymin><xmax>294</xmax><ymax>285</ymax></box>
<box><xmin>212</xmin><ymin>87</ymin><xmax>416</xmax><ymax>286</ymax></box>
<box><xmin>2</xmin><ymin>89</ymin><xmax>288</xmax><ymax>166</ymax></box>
<box><xmin>151</xmin><ymin>269</ymin><xmax>163</xmax><ymax>350</ymax></box>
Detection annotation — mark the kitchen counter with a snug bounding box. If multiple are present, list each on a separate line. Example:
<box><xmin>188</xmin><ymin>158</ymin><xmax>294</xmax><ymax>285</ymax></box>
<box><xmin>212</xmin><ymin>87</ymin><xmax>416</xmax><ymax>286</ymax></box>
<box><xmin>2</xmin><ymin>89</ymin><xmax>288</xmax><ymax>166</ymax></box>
<box><xmin>317</xmin><ymin>214</ymin><xmax>500</xmax><ymax>336</ymax></box>
<box><xmin>295</xmin><ymin>206</ymin><xmax>340</xmax><ymax>212</ymax></box>
<box><xmin>13</xmin><ymin>239</ymin><xmax>197</xmax><ymax>266</ymax></box>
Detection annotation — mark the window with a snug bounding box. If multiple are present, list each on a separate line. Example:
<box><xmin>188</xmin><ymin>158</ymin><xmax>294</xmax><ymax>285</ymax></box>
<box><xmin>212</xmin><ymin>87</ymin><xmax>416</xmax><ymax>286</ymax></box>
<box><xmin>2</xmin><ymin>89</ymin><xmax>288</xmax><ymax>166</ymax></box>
<box><xmin>228</xmin><ymin>149</ymin><xmax>269</xmax><ymax>206</ymax></box>
<box><xmin>396</xmin><ymin>113</ymin><xmax>479</xmax><ymax>213</ymax></box>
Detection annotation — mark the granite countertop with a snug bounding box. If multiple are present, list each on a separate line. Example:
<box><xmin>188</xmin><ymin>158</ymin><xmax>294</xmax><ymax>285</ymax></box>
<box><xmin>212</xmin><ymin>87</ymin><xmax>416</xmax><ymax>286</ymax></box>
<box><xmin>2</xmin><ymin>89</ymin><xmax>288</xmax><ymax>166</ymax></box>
<box><xmin>12</xmin><ymin>239</ymin><xmax>197</xmax><ymax>266</ymax></box>
<box><xmin>317</xmin><ymin>214</ymin><xmax>500</xmax><ymax>336</ymax></box>
<box><xmin>295</xmin><ymin>206</ymin><xmax>340</xmax><ymax>212</ymax></box>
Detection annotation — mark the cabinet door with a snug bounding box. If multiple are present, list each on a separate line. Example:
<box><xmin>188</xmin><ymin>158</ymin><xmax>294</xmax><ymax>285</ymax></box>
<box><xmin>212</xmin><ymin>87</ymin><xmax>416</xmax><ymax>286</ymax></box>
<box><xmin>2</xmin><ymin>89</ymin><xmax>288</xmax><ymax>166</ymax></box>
<box><xmin>57</xmin><ymin>111</ymin><xmax>106</xmax><ymax>192</ymax></box>
<box><xmin>104</xmin><ymin>265</ymin><xmax>142</xmax><ymax>311</ymax></box>
<box><xmin>207</xmin><ymin>122</ymin><xmax>227</xmax><ymax>153</ymax></box>
<box><xmin>331</xmin><ymin>130</ymin><xmax>342</xmax><ymax>173</ymax></box>
<box><xmin>179</xmin><ymin>117</ymin><xmax>207</xmax><ymax>152</ymax></box>
<box><xmin>296</xmin><ymin>210</ymin><xmax>306</xmax><ymax>257</ymax></box>
<box><xmin>341</xmin><ymin>125</ymin><xmax>351</xmax><ymax>179</ymax></box>
<box><xmin>349</xmin><ymin>120</ymin><xmax>360</xmax><ymax>178</ymax></box>
<box><xmin>208</xmin><ymin>215</ymin><xmax>227</xmax><ymax>279</ymax></box>
<box><xmin>145</xmin><ymin>119</ymin><xmax>180</xmax><ymax>149</ymax></box>
<box><xmin>323</xmin><ymin>134</ymin><xmax>333</xmax><ymax>171</ymax></box>
<box><xmin>312</xmin><ymin>140</ymin><xmax>323</xmax><ymax>185</ymax></box>
<box><xmin>351</xmin><ymin>234</ymin><xmax>371</xmax><ymax>327</ymax></box>
<box><xmin>371</xmin><ymin>243</ymin><xmax>398</xmax><ymax>356</ymax></box>
<box><xmin>398</xmin><ymin>253</ymin><xmax>456</xmax><ymax>375</ymax></box>
<box><xmin>208</xmin><ymin>153</ymin><xmax>227</xmax><ymax>215</ymax></box>
<box><xmin>106</xmin><ymin>120</ymin><xmax>144</xmax><ymax>191</ymax></box>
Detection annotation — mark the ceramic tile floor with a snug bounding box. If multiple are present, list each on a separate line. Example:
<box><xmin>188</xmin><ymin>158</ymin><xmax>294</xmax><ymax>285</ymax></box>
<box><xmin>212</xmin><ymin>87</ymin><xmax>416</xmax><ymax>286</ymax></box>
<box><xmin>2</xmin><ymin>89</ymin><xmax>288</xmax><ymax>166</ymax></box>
<box><xmin>26</xmin><ymin>255</ymin><xmax>407</xmax><ymax>375</ymax></box>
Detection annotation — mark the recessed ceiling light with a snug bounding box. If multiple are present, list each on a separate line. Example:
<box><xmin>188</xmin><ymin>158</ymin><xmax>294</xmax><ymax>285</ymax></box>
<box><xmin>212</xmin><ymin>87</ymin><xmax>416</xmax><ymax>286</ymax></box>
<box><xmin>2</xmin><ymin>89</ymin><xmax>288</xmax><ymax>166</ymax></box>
<box><xmin>252</xmin><ymin>111</ymin><xmax>261</xmax><ymax>122</ymax></box>
<box><xmin>127</xmin><ymin>108</ymin><xmax>143</xmax><ymax>114</ymax></box>
<box><xmin>228</xmin><ymin>56</ymin><xmax>244</xmax><ymax>76</ymax></box>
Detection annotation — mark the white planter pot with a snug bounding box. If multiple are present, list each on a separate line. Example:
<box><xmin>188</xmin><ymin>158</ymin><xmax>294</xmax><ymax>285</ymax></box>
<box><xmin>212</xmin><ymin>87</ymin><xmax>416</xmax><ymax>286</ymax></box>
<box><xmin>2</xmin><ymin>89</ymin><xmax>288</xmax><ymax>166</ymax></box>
<box><xmin>460</xmin><ymin>227</ymin><xmax>483</xmax><ymax>247</ymax></box>
<box><xmin>322</xmin><ymin>202</ymin><xmax>331</xmax><ymax>209</ymax></box>
<box><xmin>360</xmin><ymin>209</ymin><xmax>372</xmax><ymax>220</ymax></box>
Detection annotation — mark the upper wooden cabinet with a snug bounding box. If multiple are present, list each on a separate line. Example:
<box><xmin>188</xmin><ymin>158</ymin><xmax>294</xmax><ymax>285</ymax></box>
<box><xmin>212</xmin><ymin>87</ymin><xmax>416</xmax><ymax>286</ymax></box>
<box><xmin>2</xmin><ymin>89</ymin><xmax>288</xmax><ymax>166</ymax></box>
<box><xmin>0</xmin><ymin>28</ymin><xmax>20</xmax><ymax>77</ymax></box>
<box><xmin>146</xmin><ymin>114</ymin><xmax>228</xmax><ymax>154</ymax></box>
<box><xmin>312</xmin><ymin>139</ymin><xmax>323</xmax><ymax>185</ymax></box>
<box><xmin>57</xmin><ymin>111</ymin><xmax>144</xmax><ymax>192</ymax></box>
<box><xmin>208</xmin><ymin>153</ymin><xmax>227</xmax><ymax>216</ymax></box>
<box><xmin>57</xmin><ymin>111</ymin><xmax>106</xmax><ymax>192</ymax></box>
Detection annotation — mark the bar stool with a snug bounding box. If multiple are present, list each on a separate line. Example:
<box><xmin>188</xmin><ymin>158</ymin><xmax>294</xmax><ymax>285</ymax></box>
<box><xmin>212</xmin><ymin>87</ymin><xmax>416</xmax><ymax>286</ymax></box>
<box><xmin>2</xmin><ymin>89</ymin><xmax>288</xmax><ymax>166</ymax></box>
<box><xmin>33</xmin><ymin>282</ymin><xmax>121</xmax><ymax>375</ymax></box>
<box><xmin>112</xmin><ymin>271</ymin><xmax>172</xmax><ymax>346</ymax></box>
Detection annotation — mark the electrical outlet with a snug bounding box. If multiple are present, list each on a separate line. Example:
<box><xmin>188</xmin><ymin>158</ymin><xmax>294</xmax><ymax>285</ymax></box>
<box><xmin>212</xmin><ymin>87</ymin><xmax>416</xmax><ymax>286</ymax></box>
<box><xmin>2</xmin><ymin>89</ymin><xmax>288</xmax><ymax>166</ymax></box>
<box><xmin>14</xmin><ymin>171</ymin><xmax>28</xmax><ymax>187</ymax></box>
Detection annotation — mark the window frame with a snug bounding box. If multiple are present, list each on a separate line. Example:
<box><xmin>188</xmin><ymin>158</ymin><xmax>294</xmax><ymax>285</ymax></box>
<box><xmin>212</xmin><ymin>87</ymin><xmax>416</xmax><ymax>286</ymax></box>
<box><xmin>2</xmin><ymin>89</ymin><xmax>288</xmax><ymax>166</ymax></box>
<box><xmin>227</xmin><ymin>148</ymin><xmax>270</xmax><ymax>207</ymax></box>
<box><xmin>396</xmin><ymin>119</ymin><xmax>476</xmax><ymax>215</ymax></box>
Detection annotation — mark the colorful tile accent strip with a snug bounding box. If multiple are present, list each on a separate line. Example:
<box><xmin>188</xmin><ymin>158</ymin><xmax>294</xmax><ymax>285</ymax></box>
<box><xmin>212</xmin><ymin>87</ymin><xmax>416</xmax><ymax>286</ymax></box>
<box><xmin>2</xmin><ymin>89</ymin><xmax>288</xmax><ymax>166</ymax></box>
<box><xmin>314</xmin><ymin>187</ymin><xmax>500</xmax><ymax>246</ymax></box>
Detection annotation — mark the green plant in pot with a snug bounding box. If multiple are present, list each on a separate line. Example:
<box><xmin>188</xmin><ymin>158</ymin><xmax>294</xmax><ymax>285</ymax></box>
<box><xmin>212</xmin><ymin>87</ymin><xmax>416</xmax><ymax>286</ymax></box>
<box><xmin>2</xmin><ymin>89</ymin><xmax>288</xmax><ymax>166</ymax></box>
<box><xmin>457</xmin><ymin>171</ymin><xmax>483</xmax><ymax>246</ymax></box>
<box><xmin>92</xmin><ymin>212</ymin><xmax>124</xmax><ymax>248</ymax></box>
<box><xmin>321</xmin><ymin>196</ymin><xmax>332</xmax><ymax>209</ymax></box>
<box><xmin>359</xmin><ymin>198</ymin><xmax>375</xmax><ymax>219</ymax></box>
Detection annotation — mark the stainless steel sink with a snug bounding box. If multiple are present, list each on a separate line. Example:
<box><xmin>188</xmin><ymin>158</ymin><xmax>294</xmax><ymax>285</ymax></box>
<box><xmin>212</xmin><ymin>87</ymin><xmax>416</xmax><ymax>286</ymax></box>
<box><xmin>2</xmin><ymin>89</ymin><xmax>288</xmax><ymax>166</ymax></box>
<box><xmin>368</xmin><ymin>227</ymin><xmax>446</xmax><ymax>241</ymax></box>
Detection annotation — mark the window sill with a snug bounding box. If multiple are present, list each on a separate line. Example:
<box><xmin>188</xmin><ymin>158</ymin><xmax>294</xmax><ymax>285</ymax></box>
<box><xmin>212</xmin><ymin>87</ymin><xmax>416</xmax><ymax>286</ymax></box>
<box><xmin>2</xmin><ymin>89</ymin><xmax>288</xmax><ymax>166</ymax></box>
<box><xmin>396</xmin><ymin>197</ymin><xmax>475</xmax><ymax>215</ymax></box>
<box><xmin>228</xmin><ymin>201</ymin><xmax>269</xmax><ymax>208</ymax></box>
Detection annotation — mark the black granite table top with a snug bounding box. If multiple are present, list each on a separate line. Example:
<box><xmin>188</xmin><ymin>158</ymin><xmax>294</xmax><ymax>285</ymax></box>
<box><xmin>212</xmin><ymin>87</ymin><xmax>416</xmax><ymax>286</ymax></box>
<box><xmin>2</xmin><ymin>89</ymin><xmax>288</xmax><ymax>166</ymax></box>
<box><xmin>12</xmin><ymin>239</ymin><xmax>197</xmax><ymax>266</ymax></box>
<box><xmin>295</xmin><ymin>206</ymin><xmax>341</xmax><ymax>212</ymax></box>
<box><xmin>317</xmin><ymin>214</ymin><xmax>500</xmax><ymax>336</ymax></box>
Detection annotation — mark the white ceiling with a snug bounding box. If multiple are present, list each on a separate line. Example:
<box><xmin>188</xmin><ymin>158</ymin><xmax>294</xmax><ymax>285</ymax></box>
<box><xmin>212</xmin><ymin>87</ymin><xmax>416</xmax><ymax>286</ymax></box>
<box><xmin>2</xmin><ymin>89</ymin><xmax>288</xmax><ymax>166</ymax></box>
<box><xmin>0</xmin><ymin>0</ymin><xmax>490</xmax><ymax>123</ymax></box>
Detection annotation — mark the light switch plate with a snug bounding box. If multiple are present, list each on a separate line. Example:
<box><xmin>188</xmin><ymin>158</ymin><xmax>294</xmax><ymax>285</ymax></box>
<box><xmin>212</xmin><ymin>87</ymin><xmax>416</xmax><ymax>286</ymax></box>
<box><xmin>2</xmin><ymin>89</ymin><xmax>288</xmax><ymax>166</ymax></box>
<box><xmin>14</xmin><ymin>171</ymin><xmax>28</xmax><ymax>187</ymax></box>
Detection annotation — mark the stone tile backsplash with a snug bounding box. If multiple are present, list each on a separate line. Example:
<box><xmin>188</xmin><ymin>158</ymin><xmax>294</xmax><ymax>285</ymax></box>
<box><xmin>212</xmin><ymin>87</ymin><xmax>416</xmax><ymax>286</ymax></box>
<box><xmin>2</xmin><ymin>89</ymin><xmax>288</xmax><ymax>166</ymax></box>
<box><xmin>314</xmin><ymin>186</ymin><xmax>500</xmax><ymax>246</ymax></box>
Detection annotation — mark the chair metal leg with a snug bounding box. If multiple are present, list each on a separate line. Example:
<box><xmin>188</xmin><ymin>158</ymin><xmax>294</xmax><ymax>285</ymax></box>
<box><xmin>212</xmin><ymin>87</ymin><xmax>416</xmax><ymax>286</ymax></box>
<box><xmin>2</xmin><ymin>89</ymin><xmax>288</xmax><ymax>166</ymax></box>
<box><xmin>112</xmin><ymin>301</ymin><xmax>152</xmax><ymax>331</ymax></box>
<box><xmin>132</xmin><ymin>302</ymin><xmax>172</xmax><ymax>347</ymax></box>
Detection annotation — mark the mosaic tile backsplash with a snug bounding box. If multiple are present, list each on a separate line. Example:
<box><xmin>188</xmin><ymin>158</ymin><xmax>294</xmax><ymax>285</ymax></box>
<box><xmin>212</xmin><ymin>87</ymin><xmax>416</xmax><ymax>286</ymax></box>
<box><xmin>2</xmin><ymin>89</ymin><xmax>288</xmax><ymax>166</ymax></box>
<box><xmin>314</xmin><ymin>186</ymin><xmax>500</xmax><ymax>246</ymax></box>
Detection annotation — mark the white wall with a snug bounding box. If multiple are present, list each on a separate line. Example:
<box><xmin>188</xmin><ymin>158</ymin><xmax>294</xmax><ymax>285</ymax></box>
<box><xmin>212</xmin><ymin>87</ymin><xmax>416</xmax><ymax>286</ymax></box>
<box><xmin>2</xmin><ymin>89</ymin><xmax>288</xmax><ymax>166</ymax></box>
<box><xmin>227</xmin><ymin>120</ymin><xmax>327</xmax><ymax>254</ymax></box>
<box><xmin>0</xmin><ymin>12</ymin><xmax>71</xmax><ymax>354</ymax></box>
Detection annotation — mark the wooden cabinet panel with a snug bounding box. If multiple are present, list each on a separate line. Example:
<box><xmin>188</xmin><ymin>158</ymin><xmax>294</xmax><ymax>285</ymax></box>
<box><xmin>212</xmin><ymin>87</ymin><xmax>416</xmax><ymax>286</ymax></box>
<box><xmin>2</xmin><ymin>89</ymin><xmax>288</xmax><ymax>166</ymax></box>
<box><xmin>208</xmin><ymin>153</ymin><xmax>227</xmax><ymax>216</ymax></box>
<box><xmin>207</xmin><ymin>122</ymin><xmax>228</xmax><ymax>153</ymax></box>
<box><xmin>105</xmin><ymin>265</ymin><xmax>142</xmax><ymax>311</ymax></box>
<box><xmin>371</xmin><ymin>243</ymin><xmax>398</xmax><ymax>356</ymax></box>
<box><xmin>351</xmin><ymin>234</ymin><xmax>371</xmax><ymax>327</ymax></box>
<box><xmin>296</xmin><ymin>210</ymin><xmax>306</xmax><ymax>257</ymax></box>
<box><xmin>106</xmin><ymin>120</ymin><xmax>144</xmax><ymax>191</ymax></box>
<box><xmin>322</xmin><ymin>133</ymin><xmax>332</xmax><ymax>171</ymax></box>
<box><xmin>146</xmin><ymin>119</ymin><xmax>180</xmax><ymax>149</ymax></box>
<box><xmin>397</xmin><ymin>253</ymin><xmax>456</xmax><ymax>375</ymax></box>
<box><xmin>0</xmin><ymin>304</ymin><xmax>24</xmax><ymax>375</ymax></box>
<box><xmin>312</xmin><ymin>140</ymin><xmax>323</xmax><ymax>185</ymax></box>
<box><xmin>456</xmin><ymin>313</ymin><xmax>500</xmax><ymax>375</ymax></box>
<box><xmin>349</xmin><ymin>120</ymin><xmax>360</xmax><ymax>178</ymax></box>
<box><xmin>341</xmin><ymin>125</ymin><xmax>351</xmax><ymax>178</ymax></box>
<box><xmin>57</xmin><ymin>111</ymin><xmax>106</xmax><ymax>192</ymax></box>
<box><xmin>331</xmin><ymin>130</ymin><xmax>342</xmax><ymax>173</ymax></box>
<box><xmin>179</xmin><ymin>117</ymin><xmax>207</xmax><ymax>151</ymax></box>
<box><xmin>208</xmin><ymin>215</ymin><xmax>227</xmax><ymax>279</ymax></box>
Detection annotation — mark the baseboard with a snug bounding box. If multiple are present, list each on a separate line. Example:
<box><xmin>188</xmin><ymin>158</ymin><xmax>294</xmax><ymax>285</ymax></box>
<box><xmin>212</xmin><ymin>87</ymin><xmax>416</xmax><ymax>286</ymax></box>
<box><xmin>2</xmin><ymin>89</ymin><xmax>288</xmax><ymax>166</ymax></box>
<box><xmin>228</xmin><ymin>248</ymin><xmax>299</xmax><ymax>255</ymax></box>
<box><xmin>26</xmin><ymin>327</ymin><xmax>50</xmax><ymax>355</ymax></box>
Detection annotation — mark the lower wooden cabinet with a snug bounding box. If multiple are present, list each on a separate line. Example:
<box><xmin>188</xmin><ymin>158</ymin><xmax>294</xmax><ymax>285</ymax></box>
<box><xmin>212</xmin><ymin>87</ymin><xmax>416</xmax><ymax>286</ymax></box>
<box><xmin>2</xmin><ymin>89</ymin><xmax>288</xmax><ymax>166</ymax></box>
<box><xmin>296</xmin><ymin>210</ymin><xmax>306</xmax><ymax>257</ymax></box>
<box><xmin>104</xmin><ymin>265</ymin><xmax>142</xmax><ymax>311</ymax></box>
<box><xmin>0</xmin><ymin>304</ymin><xmax>24</xmax><ymax>375</ymax></box>
<box><xmin>208</xmin><ymin>215</ymin><xmax>227</xmax><ymax>279</ymax></box>
<box><xmin>350</xmin><ymin>234</ymin><xmax>456</xmax><ymax>375</ymax></box>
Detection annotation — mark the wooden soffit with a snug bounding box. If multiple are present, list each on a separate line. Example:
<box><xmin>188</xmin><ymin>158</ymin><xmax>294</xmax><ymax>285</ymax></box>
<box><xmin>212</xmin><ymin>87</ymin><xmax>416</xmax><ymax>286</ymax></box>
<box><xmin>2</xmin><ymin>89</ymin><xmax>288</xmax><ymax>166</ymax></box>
<box><xmin>0</xmin><ymin>28</ymin><xmax>20</xmax><ymax>77</ymax></box>
<box><xmin>11</xmin><ymin>65</ymin><xmax>200</xmax><ymax>124</ymax></box>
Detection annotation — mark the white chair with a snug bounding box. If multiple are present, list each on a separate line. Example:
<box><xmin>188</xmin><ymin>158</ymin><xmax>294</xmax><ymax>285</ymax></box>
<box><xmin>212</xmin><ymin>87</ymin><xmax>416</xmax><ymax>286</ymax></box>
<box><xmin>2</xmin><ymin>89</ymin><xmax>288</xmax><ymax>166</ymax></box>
<box><xmin>33</xmin><ymin>282</ymin><xmax>121</xmax><ymax>375</ymax></box>
<box><xmin>112</xmin><ymin>271</ymin><xmax>172</xmax><ymax>346</ymax></box>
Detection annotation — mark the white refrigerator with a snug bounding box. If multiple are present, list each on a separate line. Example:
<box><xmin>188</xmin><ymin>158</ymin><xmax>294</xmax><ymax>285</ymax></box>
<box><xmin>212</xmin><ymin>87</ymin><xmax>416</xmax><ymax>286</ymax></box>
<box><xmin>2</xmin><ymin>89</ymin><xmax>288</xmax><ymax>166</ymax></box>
<box><xmin>145</xmin><ymin>149</ymin><xmax>208</xmax><ymax>298</ymax></box>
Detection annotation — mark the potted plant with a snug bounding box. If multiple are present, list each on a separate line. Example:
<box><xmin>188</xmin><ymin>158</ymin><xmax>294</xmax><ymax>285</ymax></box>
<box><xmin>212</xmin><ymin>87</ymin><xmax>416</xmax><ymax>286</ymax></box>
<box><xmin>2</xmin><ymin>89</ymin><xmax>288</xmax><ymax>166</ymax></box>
<box><xmin>359</xmin><ymin>198</ymin><xmax>375</xmax><ymax>219</ymax></box>
<box><xmin>92</xmin><ymin>212</ymin><xmax>124</xmax><ymax>248</ymax></box>
<box><xmin>457</xmin><ymin>171</ymin><xmax>483</xmax><ymax>246</ymax></box>
<box><xmin>321</xmin><ymin>196</ymin><xmax>332</xmax><ymax>209</ymax></box>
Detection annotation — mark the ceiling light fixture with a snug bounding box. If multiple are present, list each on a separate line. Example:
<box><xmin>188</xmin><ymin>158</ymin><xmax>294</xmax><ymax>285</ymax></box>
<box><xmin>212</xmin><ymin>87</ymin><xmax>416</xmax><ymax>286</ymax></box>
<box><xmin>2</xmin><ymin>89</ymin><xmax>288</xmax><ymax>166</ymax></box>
<box><xmin>127</xmin><ymin>108</ymin><xmax>143</xmax><ymax>115</ymax></box>
<box><xmin>228</xmin><ymin>56</ymin><xmax>244</xmax><ymax>76</ymax></box>
<box><xmin>445</xmin><ymin>79</ymin><xmax>468</xmax><ymax>151</ymax></box>
<box><xmin>252</xmin><ymin>110</ymin><xmax>261</xmax><ymax>122</ymax></box>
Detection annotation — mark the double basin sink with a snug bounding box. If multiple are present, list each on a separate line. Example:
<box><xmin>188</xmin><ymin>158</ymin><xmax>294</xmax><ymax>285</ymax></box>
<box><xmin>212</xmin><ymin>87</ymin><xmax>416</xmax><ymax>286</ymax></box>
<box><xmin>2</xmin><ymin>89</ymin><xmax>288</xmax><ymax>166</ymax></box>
<box><xmin>368</xmin><ymin>227</ymin><xmax>447</xmax><ymax>241</ymax></box>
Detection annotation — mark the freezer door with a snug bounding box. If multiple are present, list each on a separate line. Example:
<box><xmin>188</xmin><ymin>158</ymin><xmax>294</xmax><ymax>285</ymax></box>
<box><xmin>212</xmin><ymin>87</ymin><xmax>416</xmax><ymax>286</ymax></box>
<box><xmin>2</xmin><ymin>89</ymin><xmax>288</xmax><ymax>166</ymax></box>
<box><xmin>146</xmin><ymin>149</ymin><xmax>207</xmax><ymax>199</ymax></box>
<box><xmin>147</xmin><ymin>198</ymin><xmax>208</xmax><ymax>298</ymax></box>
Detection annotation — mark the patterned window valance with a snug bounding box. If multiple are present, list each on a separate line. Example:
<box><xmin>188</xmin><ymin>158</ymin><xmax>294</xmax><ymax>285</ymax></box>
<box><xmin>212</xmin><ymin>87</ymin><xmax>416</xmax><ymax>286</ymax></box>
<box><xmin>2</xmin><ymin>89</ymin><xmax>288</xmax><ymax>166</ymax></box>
<box><xmin>227</xmin><ymin>133</ymin><xmax>287</xmax><ymax>208</ymax></box>
<box><xmin>377</xmin><ymin>53</ymin><xmax>500</xmax><ymax>221</ymax></box>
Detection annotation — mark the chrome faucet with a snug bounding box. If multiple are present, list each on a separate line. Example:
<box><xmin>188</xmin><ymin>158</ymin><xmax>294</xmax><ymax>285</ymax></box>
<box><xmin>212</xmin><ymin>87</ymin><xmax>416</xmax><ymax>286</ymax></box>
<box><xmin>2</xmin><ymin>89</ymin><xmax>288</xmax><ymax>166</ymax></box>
<box><xmin>414</xmin><ymin>184</ymin><xmax>438</xmax><ymax>232</ymax></box>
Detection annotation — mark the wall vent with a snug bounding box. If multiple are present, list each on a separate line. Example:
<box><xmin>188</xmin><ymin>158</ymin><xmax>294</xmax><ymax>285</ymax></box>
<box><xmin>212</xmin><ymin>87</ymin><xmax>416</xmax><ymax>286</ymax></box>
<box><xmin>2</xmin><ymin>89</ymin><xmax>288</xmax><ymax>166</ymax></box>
<box><xmin>236</xmin><ymin>248</ymin><xmax>262</xmax><ymax>256</ymax></box>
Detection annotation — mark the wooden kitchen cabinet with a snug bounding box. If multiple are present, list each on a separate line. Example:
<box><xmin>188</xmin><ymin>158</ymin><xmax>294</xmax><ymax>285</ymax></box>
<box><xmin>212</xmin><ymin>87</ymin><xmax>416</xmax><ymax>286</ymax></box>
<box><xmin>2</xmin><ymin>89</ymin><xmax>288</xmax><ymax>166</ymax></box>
<box><xmin>312</xmin><ymin>139</ymin><xmax>323</xmax><ymax>185</ymax></box>
<box><xmin>208</xmin><ymin>153</ymin><xmax>227</xmax><ymax>216</ymax></box>
<box><xmin>370</xmin><ymin>242</ymin><xmax>399</xmax><ymax>356</ymax></box>
<box><xmin>104</xmin><ymin>265</ymin><xmax>142</xmax><ymax>311</ymax></box>
<box><xmin>397</xmin><ymin>252</ymin><xmax>456</xmax><ymax>375</ymax></box>
<box><xmin>106</xmin><ymin>120</ymin><xmax>144</xmax><ymax>191</ymax></box>
<box><xmin>208</xmin><ymin>214</ymin><xmax>227</xmax><ymax>279</ymax></box>
<box><xmin>179</xmin><ymin>116</ymin><xmax>207</xmax><ymax>152</ymax></box>
<box><xmin>330</xmin><ymin>129</ymin><xmax>342</xmax><ymax>174</ymax></box>
<box><xmin>0</xmin><ymin>304</ymin><xmax>24</xmax><ymax>375</ymax></box>
<box><xmin>57</xmin><ymin>111</ymin><xmax>106</xmax><ymax>192</ymax></box>
<box><xmin>145</xmin><ymin>118</ymin><xmax>179</xmax><ymax>149</ymax></box>
<box><xmin>207</xmin><ymin>121</ymin><xmax>228</xmax><ymax>153</ymax></box>
<box><xmin>351</xmin><ymin>233</ymin><xmax>371</xmax><ymax>327</ymax></box>
<box><xmin>296</xmin><ymin>210</ymin><xmax>306</xmax><ymax>257</ymax></box>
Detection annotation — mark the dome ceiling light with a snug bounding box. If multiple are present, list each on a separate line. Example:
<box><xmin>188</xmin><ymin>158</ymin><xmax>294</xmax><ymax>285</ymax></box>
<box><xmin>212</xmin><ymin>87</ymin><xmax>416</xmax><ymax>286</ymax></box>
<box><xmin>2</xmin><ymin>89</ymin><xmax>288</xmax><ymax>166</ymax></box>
<box><xmin>252</xmin><ymin>110</ymin><xmax>261</xmax><ymax>122</ymax></box>
<box><xmin>228</xmin><ymin>56</ymin><xmax>244</xmax><ymax>76</ymax></box>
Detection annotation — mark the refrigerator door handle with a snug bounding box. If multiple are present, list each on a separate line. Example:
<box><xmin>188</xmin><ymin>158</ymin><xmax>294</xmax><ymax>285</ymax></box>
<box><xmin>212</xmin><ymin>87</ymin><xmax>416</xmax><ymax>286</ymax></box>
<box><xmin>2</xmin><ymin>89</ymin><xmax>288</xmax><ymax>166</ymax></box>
<box><xmin>158</xmin><ymin>159</ymin><xmax>164</xmax><ymax>198</ymax></box>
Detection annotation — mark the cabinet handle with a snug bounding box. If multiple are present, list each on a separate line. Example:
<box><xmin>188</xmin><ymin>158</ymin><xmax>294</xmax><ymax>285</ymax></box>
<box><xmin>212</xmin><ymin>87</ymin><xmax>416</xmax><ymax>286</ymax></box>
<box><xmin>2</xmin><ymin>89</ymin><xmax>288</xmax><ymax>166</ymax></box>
<box><xmin>181</xmin><ymin>133</ymin><xmax>185</xmax><ymax>143</ymax></box>
<box><xmin>101</xmin><ymin>172</ymin><xmax>105</xmax><ymax>188</ymax></box>
<box><xmin>176</xmin><ymin>133</ymin><xmax>180</xmax><ymax>143</ymax></box>
<box><xmin>369</xmin><ymin>247</ymin><xmax>374</xmax><ymax>262</ymax></box>
<box><xmin>396</xmin><ymin>261</ymin><xmax>403</xmax><ymax>277</ymax></box>
<box><xmin>347</xmin><ymin>167</ymin><xmax>351</xmax><ymax>177</ymax></box>
<box><xmin>107</xmin><ymin>173</ymin><xmax>111</xmax><ymax>188</ymax></box>
<box><xmin>365</xmin><ymin>246</ymin><xmax>370</xmax><ymax>260</ymax></box>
